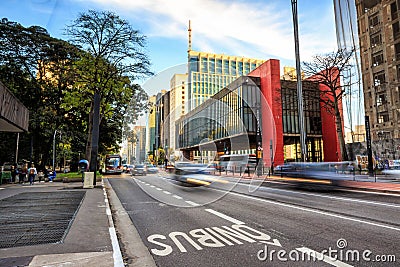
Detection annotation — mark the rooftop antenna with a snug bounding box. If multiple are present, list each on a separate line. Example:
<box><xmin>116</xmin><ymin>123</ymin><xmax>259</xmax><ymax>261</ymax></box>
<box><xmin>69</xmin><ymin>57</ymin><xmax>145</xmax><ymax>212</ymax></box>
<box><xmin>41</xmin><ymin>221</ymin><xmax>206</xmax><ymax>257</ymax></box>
<box><xmin>188</xmin><ymin>20</ymin><xmax>192</xmax><ymax>52</ymax></box>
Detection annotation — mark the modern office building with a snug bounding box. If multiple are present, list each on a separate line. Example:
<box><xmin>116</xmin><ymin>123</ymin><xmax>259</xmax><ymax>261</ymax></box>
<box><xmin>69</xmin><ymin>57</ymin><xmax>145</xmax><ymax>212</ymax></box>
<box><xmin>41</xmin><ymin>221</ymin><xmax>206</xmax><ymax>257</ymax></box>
<box><xmin>169</xmin><ymin>74</ymin><xmax>187</xmax><ymax>159</ymax></box>
<box><xmin>146</xmin><ymin>95</ymin><xmax>157</xmax><ymax>155</ymax></box>
<box><xmin>355</xmin><ymin>0</ymin><xmax>400</xmax><ymax>140</ymax></box>
<box><xmin>134</xmin><ymin>126</ymin><xmax>147</xmax><ymax>163</ymax></box>
<box><xmin>161</xmin><ymin>90</ymin><xmax>171</xmax><ymax>152</ymax></box>
<box><xmin>177</xmin><ymin>59</ymin><xmax>344</xmax><ymax>165</ymax></box>
<box><xmin>186</xmin><ymin>22</ymin><xmax>265</xmax><ymax>111</ymax></box>
<box><xmin>187</xmin><ymin>50</ymin><xmax>266</xmax><ymax>111</ymax></box>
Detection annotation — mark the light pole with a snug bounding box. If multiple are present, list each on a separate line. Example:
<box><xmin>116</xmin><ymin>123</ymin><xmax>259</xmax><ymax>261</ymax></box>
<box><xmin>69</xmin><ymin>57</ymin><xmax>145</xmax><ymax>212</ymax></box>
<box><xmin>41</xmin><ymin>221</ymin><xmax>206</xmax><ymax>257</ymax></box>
<box><xmin>52</xmin><ymin>130</ymin><xmax>62</xmax><ymax>171</ymax></box>
<box><xmin>291</xmin><ymin>0</ymin><xmax>307</xmax><ymax>162</ymax></box>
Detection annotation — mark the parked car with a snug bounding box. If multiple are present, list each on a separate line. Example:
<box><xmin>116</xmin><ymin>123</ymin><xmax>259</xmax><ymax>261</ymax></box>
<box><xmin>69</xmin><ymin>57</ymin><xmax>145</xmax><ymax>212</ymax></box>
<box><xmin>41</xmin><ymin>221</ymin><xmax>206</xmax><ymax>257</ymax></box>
<box><xmin>131</xmin><ymin>164</ymin><xmax>147</xmax><ymax>176</ymax></box>
<box><xmin>2</xmin><ymin>162</ymin><xmax>13</xmax><ymax>171</ymax></box>
<box><xmin>146</xmin><ymin>164</ymin><xmax>158</xmax><ymax>174</ymax></box>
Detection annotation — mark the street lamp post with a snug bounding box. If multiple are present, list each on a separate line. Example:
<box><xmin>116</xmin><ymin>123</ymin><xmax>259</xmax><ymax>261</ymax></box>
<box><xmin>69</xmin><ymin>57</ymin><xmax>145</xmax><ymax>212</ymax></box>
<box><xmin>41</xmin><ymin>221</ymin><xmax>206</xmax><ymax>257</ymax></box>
<box><xmin>52</xmin><ymin>130</ymin><xmax>62</xmax><ymax>171</ymax></box>
<box><xmin>291</xmin><ymin>0</ymin><xmax>307</xmax><ymax>162</ymax></box>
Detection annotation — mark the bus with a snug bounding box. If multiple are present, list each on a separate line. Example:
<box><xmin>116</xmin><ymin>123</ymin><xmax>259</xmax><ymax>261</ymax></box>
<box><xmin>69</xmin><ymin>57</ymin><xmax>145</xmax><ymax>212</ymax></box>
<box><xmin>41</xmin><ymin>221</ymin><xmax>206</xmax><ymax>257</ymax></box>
<box><xmin>104</xmin><ymin>154</ymin><xmax>123</xmax><ymax>174</ymax></box>
<box><xmin>218</xmin><ymin>154</ymin><xmax>257</xmax><ymax>173</ymax></box>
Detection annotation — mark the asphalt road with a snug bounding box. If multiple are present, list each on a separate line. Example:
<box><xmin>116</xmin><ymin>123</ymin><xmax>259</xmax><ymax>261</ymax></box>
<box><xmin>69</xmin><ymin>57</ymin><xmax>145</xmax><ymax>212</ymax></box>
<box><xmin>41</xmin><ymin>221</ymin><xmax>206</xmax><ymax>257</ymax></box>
<box><xmin>107</xmin><ymin>172</ymin><xmax>400</xmax><ymax>267</ymax></box>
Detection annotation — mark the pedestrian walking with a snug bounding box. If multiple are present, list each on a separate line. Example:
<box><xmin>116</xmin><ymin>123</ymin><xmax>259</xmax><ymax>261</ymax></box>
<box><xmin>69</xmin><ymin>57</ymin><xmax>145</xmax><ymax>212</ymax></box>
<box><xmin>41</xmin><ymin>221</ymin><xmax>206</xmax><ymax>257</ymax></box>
<box><xmin>19</xmin><ymin>165</ymin><xmax>27</xmax><ymax>184</ymax></box>
<box><xmin>11</xmin><ymin>165</ymin><xmax>18</xmax><ymax>183</ymax></box>
<box><xmin>28</xmin><ymin>164</ymin><xmax>37</xmax><ymax>185</ymax></box>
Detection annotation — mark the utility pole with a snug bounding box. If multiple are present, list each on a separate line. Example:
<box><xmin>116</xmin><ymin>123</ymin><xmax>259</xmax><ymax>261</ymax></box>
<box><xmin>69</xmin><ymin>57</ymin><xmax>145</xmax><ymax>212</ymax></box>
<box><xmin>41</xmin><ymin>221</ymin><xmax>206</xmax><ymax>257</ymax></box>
<box><xmin>291</xmin><ymin>0</ymin><xmax>307</xmax><ymax>161</ymax></box>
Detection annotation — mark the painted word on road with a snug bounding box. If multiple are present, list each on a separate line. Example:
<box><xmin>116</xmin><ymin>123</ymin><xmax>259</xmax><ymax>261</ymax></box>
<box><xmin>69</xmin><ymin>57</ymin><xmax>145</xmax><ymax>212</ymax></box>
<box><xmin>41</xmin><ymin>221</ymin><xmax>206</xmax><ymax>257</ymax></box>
<box><xmin>147</xmin><ymin>224</ymin><xmax>282</xmax><ymax>256</ymax></box>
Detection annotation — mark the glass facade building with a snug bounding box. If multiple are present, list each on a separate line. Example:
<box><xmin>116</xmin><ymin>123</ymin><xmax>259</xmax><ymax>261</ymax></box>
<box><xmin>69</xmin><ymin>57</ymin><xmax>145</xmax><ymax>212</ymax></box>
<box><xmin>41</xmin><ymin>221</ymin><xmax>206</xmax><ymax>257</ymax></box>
<box><xmin>187</xmin><ymin>51</ymin><xmax>265</xmax><ymax>111</ymax></box>
<box><xmin>178</xmin><ymin>77</ymin><xmax>261</xmax><ymax>154</ymax></box>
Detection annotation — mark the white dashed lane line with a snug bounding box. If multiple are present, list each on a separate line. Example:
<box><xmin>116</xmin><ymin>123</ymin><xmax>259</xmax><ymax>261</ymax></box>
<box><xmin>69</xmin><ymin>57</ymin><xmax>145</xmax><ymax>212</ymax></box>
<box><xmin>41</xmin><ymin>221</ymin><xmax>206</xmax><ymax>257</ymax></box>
<box><xmin>185</xmin><ymin>201</ymin><xmax>200</xmax><ymax>206</ymax></box>
<box><xmin>205</xmin><ymin>209</ymin><xmax>245</xmax><ymax>225</ymax></box>
<box><xmin>137</xmin><ymin>180</ymin><xmax>198</xmax><ymax>206</ymax></box>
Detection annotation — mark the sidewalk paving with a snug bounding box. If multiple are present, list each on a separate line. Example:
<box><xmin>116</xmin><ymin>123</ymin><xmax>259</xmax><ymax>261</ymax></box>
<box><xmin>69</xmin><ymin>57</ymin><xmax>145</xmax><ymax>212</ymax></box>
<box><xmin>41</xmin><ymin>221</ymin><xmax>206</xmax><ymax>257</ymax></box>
<box><xmin>0</xmin><ymin>181</ymin><xmax>115</xmax><ymax>267</ymax></box>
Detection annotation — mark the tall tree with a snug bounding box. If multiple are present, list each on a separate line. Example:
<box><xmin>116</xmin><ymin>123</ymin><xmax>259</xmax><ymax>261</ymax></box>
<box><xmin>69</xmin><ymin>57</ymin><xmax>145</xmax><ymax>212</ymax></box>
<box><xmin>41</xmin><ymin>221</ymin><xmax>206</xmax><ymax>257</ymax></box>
<box><xmin>302</xmin><ymin>49</ymin><xmax>355</xmax><ymax>161</ymax></box>
<box><xmin>0</xmin><ymin>18</ymin><xmax>81</xmax><ymax>167</ymax></box>
<box><xmin>65</xmin><ymin>10</ymin><xmax>152</xmax><ymax>168</ymax></box>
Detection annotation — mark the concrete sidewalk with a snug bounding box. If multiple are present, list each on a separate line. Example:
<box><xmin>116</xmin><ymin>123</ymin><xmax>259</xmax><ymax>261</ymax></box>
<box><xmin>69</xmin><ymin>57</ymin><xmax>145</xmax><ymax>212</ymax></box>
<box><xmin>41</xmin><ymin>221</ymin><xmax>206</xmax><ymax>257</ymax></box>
<box><xmin>0</xmin><ymin>181</ymin><xmax>117</xmax><ymax>267</ymax></box>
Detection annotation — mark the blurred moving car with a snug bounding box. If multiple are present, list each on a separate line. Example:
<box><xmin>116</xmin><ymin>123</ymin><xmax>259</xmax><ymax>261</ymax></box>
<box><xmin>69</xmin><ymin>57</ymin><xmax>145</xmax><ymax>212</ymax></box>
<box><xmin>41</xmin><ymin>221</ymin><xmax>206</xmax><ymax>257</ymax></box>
<box><xmin>131</xmin><ymin>164</ymin><xmax>147</xmax><ymax>176</ymax></box>
<box><xmin>146</xmin><ymin>164</ymin><xmax>158</xmax><ymax>174</ymax></box>
<box><xmin>173</xmin><ymin>162</ymin><xmax>215</xmax><ymax>186</ymax></box>
<box><xmin>124</xmin><ymin>164</ymin><xmax>134</xmax><ymax>173</ymax></box>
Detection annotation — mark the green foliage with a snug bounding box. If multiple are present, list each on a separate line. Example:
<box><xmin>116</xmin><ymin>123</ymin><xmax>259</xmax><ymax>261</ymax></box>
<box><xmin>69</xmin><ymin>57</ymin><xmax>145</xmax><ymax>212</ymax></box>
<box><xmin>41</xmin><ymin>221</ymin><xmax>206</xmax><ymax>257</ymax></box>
<box><xmin>0</xmin><ymin>13</ymin><xmax>152</xmax><ymax>166</ymax></box>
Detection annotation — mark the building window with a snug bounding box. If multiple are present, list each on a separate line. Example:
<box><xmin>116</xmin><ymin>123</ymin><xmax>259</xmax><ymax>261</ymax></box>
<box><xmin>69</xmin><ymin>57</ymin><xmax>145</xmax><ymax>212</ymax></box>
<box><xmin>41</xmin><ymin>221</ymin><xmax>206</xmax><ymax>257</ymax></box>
<box><xmin>372</xmin><ymin>51</ymin><xmax>384</xmax><ymax>66</ymax></box>
<box><xmin>369</xmin><ymin>13</ymin><xmax>380</xmax><ymax>28</ymax></box>
<box><xmin>376</xmin><ymin>94</ymin><xmax>387</xmax><ymax>106</ymax></box>
<box><xmin>392</xmin><ymin>2</ymin><xmax>398</xmax><ymax>20</ymax></box>
<box><xmin>189</xmin><ymin>56</ymin><xmax>199</xmax><ymax>72</ymax></box>
<box><xmin>373</xmin><ymin>71</ymin><xmax>386</xmax><ymax>86</ymax></box>
<box><xmin>395</xmin><ymin>43</ymin><xmax>400</xmax><ymax>61</ymax></box>
<box><xmin>201</xmin><ymin>57</ymin><xmax>208</xmax><ymax>72</ymax></box>
<box><xmin>393</xmin><ymin>21</ymin><xmax>400</xmax><ymax>40</ymax></box>
<box><xmin>370</xmin><ymin>33</ymin><xmax>382</xmax><ymax>47</ymax></box>
<box><xmin>378</xmin><ymin>112</ymin><xmax>390</xmax><ymax>123</ymax></box>
<box><xmin>397</xmin><ymin>65</ymin><xmax>400</xmax><ymax>81</ymax></box>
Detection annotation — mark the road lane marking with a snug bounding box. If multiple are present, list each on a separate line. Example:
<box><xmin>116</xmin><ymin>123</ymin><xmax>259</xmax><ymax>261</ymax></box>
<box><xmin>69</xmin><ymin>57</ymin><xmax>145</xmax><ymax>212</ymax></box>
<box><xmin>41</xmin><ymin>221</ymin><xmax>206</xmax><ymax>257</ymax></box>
<box><xmin>296</xmin><ymin>247</ymin><xmax>353</xmax><ymax>267</ymax></box>
<box><xmin>163</xmin><ymin>191</ymin><xmax>171</xmax><ymax>195</ymax></box>
<box><xmin>156</xmin><ymin>188</ymin><xmax>162</xmax><ymax>191</ymax></box>
<box><xmin>150</xmin><ymin>185</ymin><xmax>155</xmax><ymax>188</ymax></box>
<box><xmin>147</xmin><ymin>223</ymin><xmax>281</xmax><ymax>257</ymax></box>
<box><xmin>210</xmin><ymin>188</ymin><xmax>400</xmax><ymax>232</ymax></box>
<box><xmin>185</xmin><ymin>201</ymin><xmax>199</xmax><ymax>206</ymax></box>
<box><xmin>240</xmin><ymin>184</ymin><xmax>400</xmax><ymax>208</ymax></box>
<box><xmin>173</xmin><ymin>195</ymin><xmax>183</xmax><ymax>199</ymax></box>
<box><xmin>205</xmin><ymin>209</ymin><xmax>245</xmax><ymax>225</ymax></box>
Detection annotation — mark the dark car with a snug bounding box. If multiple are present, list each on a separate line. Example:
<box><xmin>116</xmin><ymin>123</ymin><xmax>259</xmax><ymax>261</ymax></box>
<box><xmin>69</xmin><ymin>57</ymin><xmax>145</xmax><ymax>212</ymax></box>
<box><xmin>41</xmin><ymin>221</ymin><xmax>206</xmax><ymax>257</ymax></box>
<box><xmin>131</xmin><ymin>164</ymin><xmax>147</xmax><ymax>176</ymax></box>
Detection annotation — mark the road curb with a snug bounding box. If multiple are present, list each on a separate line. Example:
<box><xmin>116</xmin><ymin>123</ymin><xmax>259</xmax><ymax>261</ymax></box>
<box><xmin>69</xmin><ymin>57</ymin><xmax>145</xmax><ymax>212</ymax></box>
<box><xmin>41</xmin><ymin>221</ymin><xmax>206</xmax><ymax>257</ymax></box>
<box><xmin>104</xmin><ymin>179</ymin><xmax>157</xmax><ymax>267</ymax></box>
<box><xmin>101</xmin><ymin>181</ymin><xmax>124</xmax><ymax>267</ymax></box>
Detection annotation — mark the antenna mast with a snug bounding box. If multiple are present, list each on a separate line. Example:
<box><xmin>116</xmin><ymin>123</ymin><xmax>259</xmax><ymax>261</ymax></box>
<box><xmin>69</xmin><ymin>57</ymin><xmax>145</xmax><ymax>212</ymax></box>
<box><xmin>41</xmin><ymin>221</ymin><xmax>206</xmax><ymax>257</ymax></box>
<box><xmin>188</xmin><ymin>20</ymin><xmax>192</xmax><ymax>52</ymax></box>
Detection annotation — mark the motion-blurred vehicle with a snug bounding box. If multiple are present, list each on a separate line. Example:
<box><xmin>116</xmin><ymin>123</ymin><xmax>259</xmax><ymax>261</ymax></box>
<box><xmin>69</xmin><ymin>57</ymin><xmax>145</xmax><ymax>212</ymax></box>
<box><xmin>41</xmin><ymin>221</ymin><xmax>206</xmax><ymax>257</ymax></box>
<box><xmin>173</xmin><ymin>162</ymin><xmax>215</xmax><ymax>186</ymax></box>
<box><xmin>124</xmin><ymin>164</ymin><xmax>134</xmax><ymax>173</ymax></box>
<box><xmin>131</xmin><ymin>164</ymin><xmax>147</xmax><ymax>176</ymax></box>
<box><xmin>146</xmin><ymin>164</ymin><xmax>158</xmax><ymax>174</ymax></box>
<box><xmin>273</xmin><ymin>161</ymin><xmax>356</xmax><ymax>183</ymax></box>
<box><xmin>218</xmin><ymin>154</ymin><xmax>257</xmax><ymax>173</ymax></box>
<box><xmin>382</xmin><ymin>169</ymin><xmax>400</xmax><ymax>177</ymax></box>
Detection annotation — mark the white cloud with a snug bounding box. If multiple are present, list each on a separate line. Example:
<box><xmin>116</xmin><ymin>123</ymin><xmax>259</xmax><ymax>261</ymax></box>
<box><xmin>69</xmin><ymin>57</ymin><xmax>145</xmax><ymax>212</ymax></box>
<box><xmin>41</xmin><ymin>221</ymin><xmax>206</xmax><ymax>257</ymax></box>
<box><xmin>78</xmin><ymin>0</ymin><xmax>337</xmax><ymax>62</ymax></box>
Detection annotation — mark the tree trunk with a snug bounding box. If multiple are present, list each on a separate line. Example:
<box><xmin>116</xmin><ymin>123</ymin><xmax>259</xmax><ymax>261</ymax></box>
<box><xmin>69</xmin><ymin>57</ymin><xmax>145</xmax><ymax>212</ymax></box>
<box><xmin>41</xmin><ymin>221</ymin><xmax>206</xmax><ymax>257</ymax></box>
<box><xmin>85</xmin><ymin>102</ymin><xmax>94</xmax><ymax>160</ymax></box>
<box><xmin>334</xmin><ymin>104</ymin><xmax>349</xmax><ymax>161</ymax></box>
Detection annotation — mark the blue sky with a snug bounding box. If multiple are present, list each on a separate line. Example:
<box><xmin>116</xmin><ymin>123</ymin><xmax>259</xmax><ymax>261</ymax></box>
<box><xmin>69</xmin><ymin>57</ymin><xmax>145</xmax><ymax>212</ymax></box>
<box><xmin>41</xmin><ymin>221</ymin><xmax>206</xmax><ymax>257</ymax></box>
<box><xmin>1</xmin><ymin>0</ymin><xmax>337</xmax><ymax>94</ymax></box>
<box><xmin>2</xmin><ymin>0</ymin><xmax>356</xmax><ymax>128</ymax></box>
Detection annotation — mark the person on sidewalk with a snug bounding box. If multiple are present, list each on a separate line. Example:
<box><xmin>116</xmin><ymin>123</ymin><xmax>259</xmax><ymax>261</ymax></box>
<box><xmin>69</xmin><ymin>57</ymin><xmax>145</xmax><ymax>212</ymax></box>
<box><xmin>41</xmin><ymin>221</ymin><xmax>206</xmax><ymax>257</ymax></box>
<box><xmin>11</xmin><ymin>165</ymin><xmax>18</xmax><ymax>183</ymax></box>
<box><xmin>28</xmin><ymin>164</ymin><xmax>37</xmax><ymax>185</ymax></box>
<box><xmin>19</xmin><ymin>164</ymin><xmax>27</xmax><ymax>184</ymax></box>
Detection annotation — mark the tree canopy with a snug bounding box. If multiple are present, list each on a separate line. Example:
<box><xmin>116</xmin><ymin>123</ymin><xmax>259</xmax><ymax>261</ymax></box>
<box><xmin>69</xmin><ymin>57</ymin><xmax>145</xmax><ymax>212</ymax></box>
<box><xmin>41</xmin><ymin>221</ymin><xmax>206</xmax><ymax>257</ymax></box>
<box><xmin>0</xmin><ymin>13</ymin><xmax>151</xmax><ymax>169</ymax></box>
<box><xmin>302</xmin><ymin>49</ymin><xmax>355</xmax><ymax>161</ymax></box>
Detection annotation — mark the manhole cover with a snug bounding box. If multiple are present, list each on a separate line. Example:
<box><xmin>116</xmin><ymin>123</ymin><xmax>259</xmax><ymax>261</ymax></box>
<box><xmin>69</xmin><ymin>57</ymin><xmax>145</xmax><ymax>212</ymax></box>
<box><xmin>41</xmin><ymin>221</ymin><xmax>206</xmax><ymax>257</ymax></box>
<box><xmin>0</xmin><ymin>191</ymin><xmax>85</xmax><ymax>248</ymax></box>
